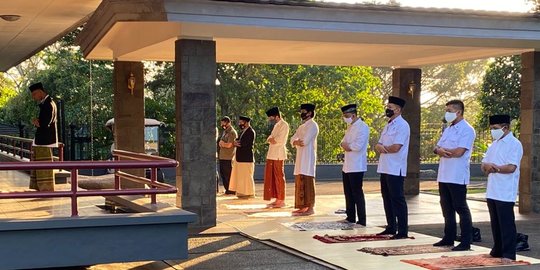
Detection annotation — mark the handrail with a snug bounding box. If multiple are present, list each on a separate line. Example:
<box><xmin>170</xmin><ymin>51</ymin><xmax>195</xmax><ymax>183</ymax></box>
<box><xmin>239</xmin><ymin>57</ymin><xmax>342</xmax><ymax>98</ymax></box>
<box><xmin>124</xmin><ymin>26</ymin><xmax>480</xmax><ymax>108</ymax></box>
<box><xmin>112</xmin><ymin>150</ymin><xmax>173</xmax><ymax>204</ymax></box>
<box><xmin>0</xmin><ymin>135</ymin><xmax>64</xmax><ymax>161</ymax></box>
<box><xmin>0</xmin><ymin>157</ymin><xmax>178</xmax><ymax>217</ymax></box>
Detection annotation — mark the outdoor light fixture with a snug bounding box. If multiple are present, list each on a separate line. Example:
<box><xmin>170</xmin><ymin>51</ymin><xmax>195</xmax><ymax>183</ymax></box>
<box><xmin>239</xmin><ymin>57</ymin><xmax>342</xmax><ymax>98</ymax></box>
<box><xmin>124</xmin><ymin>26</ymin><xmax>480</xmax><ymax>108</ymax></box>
<box><xmin>127</xmin><ymin>72</ymin><xmax>136</xmax><ymax>95</ymax></box>
<box><xmin>408</xmin><ymin>80</ymin><xmax>417</xmax><ymax>98</ymax></box>
<box><xmin>0</xmin><ymin>15</ymin><xmax>21</xmax><ymax>22</ymax></box>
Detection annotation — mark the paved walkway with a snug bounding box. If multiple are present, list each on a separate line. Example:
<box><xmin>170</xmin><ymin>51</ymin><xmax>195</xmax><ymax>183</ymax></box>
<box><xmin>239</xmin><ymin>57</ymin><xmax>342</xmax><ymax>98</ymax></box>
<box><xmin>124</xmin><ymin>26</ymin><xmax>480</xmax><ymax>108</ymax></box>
<box><xmin>1</xmin><ymin>171</ymin><xmax>539</xmax><ymax>269</ymax></box>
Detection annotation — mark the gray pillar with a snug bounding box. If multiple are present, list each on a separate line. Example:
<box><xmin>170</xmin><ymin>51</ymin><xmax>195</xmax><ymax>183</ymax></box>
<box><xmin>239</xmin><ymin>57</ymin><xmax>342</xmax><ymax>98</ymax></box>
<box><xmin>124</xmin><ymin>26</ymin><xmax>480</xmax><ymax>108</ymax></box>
<box><xmin>175</xmin><ymin>39</ymin><xmax>217</xmax><ymax>227</ymax></box>
<box><xmin>519</xmin><ymin>51</ymin><xmax>539</xmax><ymax>213</ymax></box>
<box><xmin>113</xmin><ymin>61</ymin><xmax>145</xmax><ymax>188</ymax></box>
<box><xmin>392</xmin><ymin>68</ymin><xmax>421</xmax><ymax>196</ymax></box>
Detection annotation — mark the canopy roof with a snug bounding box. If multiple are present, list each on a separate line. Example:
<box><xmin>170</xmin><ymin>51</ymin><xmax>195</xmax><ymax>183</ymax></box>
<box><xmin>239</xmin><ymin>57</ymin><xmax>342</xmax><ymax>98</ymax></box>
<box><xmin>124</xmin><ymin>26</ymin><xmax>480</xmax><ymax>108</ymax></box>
<box><xmin>0</xmin><ymin>0</ymin><xmax>101</xmax><ymax>72</ymax></box>
<box><xmin>76</xmin><ymin>0</ymin><xmax>540</xmax><ymax>67</ymax></box>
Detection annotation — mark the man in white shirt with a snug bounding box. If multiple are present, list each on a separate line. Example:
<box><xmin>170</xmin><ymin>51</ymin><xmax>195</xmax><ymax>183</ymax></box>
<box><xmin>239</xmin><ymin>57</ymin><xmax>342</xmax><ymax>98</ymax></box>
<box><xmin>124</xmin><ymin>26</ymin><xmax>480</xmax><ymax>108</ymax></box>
<box><xmin>290</xmin><ymin>103</ymin><xmax>319</xmax><ymax>216</ymax></box>
<box><xmin>375</xmin><ymin>96</ymin><xmax>410</xmax><ymax>239</ymax></box>
<box><xmin>481</xmin><ymin>114</ymin><xmax>523</xmax><ymax>262</ymax></box>
<box><xmin>339</xmin><ymin>104</ymin><xmax>369</xmax><ymax>226</ymax></box>
<box><xmin>264</xmin><ymin>107</ymin><xmax>290</xmax><ymax>208</ymax></box>
<box><xmin>433</xmin><ymin>100</ymin><xmax>476</xmax><ymax>251</ymax></box>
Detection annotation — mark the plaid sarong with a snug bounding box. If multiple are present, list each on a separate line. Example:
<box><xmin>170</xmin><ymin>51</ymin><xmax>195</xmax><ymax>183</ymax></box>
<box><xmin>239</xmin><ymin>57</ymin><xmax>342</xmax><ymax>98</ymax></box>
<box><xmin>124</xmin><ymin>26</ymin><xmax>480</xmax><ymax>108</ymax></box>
<box><xmin>29</xmin><ymin>146</ymin><xmax>55</xmax><ymax>191</ymax></box>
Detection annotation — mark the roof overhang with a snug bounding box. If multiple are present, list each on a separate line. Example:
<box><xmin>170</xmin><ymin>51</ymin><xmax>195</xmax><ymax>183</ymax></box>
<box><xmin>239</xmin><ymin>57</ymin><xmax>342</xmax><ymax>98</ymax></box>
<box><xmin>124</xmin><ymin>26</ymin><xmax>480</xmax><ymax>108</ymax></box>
<box><xmin>78</xmin><ymin>0</ymin><xmax>540</xmax><ymax>67</ymax></box>
<box><xmin>0</xmin><ymin>0</ymin><xmax>102</xmax><ymax>72</ymax></box>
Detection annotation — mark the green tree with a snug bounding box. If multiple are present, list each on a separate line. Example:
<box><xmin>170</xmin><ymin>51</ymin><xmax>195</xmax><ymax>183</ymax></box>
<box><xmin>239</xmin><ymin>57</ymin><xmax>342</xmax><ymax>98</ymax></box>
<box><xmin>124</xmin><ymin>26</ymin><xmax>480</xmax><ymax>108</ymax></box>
<box><xmin>0</xmin><ymin>30</ymin><xmax>114</xmax><ymax>160</ymax></box>
<box><xmin>145</xmin><ymin>61</ymin><xmax>176</xmax><ymax>158</ymax></box>
<box><xmin>476</xmin><ymin>55</ymin><xmax>521</xmax><ymax>129</ymax></box>
<box><xmin>145</xmin><ymin>63</ymin><xmax>385</xmax><ymax>162</ymax></box>
<box><xmin>216</xmin><ymin>64</ymin><xmax>384</xmax><ymax>163</ymax></box>
<box><xmin>421</xmin><ymin>60</ymin><xmax>488</xmax><ymax>127</ymax></box>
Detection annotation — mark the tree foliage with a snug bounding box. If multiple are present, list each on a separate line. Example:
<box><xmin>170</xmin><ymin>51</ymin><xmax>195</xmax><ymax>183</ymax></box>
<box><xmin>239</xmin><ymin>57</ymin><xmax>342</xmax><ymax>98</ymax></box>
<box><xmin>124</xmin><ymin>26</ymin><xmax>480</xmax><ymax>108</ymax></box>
<box><xmin>477</xmin><ymin>55</ymin><xmax>521</xmax><ymax>129</ymax></box>
<box><xmin>421</xmin><ymin>60</ymin><xmax>488</xmax><ymax>126</ymax></box>
<box><xmin>146</xmin><ymin>63</ymin><xmax>385</xmax><ymax>162</ymax></box>
<box><xmin>217</xmin><ymin>64</ymin><xmax>385</xmax><ymax>163</ymax></box>
<box><xmin>0</xmin><ymin>31</ymin><xmax>114</xmax><ymax>160</ymax></box>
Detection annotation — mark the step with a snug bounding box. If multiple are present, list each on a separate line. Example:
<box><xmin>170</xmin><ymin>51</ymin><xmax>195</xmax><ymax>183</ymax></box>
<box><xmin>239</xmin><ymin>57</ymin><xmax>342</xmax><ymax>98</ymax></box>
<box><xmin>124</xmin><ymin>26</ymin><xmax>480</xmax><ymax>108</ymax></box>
<box><xmin>0</xmin><ymin>210</ymin><xmax>197</xmax><ymax>269</ymax></box>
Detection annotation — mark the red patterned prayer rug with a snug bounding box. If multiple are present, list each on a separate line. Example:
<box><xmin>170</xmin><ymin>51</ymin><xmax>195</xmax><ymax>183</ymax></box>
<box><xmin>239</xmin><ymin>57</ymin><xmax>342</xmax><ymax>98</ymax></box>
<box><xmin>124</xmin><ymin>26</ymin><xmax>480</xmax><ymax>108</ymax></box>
<box><xmin>401</xmin><ymin>255</ymin><xmax>530</xmax><ymax>270</ymax></box>
<box><xmin>358</xmin><ymin>244</ymin><xmax>452</xmax><ymax>256</ymax></box>
<box><xmin>313</xmin><ymin>234</ymin><xmax>414</xmax><ymax>244</ymax></box>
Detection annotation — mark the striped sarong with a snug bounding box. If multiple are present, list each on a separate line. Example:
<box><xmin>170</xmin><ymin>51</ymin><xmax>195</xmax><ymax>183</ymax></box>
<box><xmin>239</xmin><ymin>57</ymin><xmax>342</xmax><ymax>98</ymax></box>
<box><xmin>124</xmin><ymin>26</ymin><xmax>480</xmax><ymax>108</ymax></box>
<box><xmin>29</xmin><ymin>146</ymin><xmax>55</xmax><ymax>191</ymax></box>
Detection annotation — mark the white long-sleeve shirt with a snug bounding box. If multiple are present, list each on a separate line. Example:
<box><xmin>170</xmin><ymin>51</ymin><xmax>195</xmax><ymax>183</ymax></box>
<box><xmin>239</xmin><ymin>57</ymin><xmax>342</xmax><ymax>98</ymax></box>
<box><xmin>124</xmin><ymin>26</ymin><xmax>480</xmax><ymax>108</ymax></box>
<box><xmin>266</xmin><ymin>119</ymin><xmax>290</xmax><ymax>160</ymax></box>
<box><xmin>341</xmin><ymin>119</ymin><xmax>369</xmax><ymax>173</ymax></box>
<box><xmin>290</xmin><ymin>118</ymin><xmax>319</xmax><ymax>177</ymax></box>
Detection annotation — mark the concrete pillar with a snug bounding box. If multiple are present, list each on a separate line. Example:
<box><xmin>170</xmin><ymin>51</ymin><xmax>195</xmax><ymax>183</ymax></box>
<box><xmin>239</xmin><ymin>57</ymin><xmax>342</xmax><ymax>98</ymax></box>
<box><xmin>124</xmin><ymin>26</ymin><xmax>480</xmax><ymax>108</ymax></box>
<box><xmin>113</xmin><ymin>61</ymin><xmax>145</xmax><ymax>188</ymax></box>
<box><xmin>175</xmin><ymin>39</ymin><xmax>217</xmax><ymax>227</ymax></box>
<box><xmin>519</xmin><ymin>51</ymin><xmax>540</xmax><ymax>213</ymax></box>
<box><xmin>392</xmin><ymin>68</ymin><xmax>421</xmax><ymax>195</ymax></box>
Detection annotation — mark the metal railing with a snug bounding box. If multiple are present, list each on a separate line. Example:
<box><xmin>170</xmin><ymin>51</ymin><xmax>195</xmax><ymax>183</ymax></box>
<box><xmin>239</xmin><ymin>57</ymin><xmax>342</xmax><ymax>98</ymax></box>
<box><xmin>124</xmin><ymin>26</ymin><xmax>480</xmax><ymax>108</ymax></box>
<box><xmin>0</xmin><ymin>150</ymin><xmax>178</xmax><ymax>217</ymax></box>
<box><xmin>0</xmin><ymin>135</ymin><xmax>64</xmax><ymax>161</ymax></box>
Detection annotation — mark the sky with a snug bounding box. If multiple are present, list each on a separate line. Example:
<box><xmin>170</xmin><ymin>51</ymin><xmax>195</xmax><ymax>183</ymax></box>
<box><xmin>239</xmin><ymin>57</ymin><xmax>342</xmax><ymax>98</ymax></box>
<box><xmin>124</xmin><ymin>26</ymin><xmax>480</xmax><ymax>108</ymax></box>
<box><xmin>322</xmin><ymin>0</ymin><xmax>534</xmax><ymax>12</ymax></box>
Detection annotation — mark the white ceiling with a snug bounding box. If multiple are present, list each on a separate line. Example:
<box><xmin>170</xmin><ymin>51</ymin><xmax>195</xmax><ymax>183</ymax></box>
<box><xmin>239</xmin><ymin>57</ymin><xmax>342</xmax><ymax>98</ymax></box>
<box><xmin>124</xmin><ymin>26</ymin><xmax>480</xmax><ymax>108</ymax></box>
<box><xmin>0</xmin><ymin>0</ymin><xmax>101</xmax><ymax>72</ymax></box>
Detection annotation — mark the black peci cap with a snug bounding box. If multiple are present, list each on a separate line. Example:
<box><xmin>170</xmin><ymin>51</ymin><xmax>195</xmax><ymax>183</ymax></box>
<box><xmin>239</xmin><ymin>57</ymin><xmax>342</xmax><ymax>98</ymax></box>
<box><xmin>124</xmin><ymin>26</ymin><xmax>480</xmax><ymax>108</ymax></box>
<box><xmin>266</xmin><ymin>107</ymin><xmax>280</xmax><ymax>117</ymax></box>
<box><xmin>388</xmin><ymin>96</ymin><xmax>406</xmax><ymax>108</ymax></box>
<box><xmin>489</xmin><ymin>114</ymin><xmax>511</xmax><ymax>125</ymax></box>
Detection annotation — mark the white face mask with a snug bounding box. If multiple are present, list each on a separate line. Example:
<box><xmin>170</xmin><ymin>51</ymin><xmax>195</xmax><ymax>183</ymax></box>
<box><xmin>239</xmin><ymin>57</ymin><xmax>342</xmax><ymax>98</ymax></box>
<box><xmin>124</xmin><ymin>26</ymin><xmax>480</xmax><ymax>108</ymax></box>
<box><xmin>444</xmin><ymin>112</ymin><xmax>457</xmax><ymax>123</ymax></box>
<box><xmin>343</xmin><ymin>117</ymin><xmax>353</xmax><ymax>125</ymax></box>
<box><xmin>490</xmin><ymin>128</ymin><xmax>505</xmax><ymax>140</ymax></box>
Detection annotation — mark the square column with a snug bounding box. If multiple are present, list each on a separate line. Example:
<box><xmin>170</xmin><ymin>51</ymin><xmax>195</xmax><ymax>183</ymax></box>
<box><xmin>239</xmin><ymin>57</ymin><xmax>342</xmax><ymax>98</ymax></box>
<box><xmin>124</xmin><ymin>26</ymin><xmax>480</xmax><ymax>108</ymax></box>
<box><xmin>392</xmin><ymin>68</ymin><xmax>421</xmax><ymax>195</ymax></box>
<box><xmin>519</xmin><ymin>52</ymin><xmax>540</xmax><ymax>213</ymax></box>
<box><xmin>113</xmin><ymin>61</ymin><xmax>145</xmax><ymax>188</ymax></box>
<box><xmin>175</xmin><ymin>39</ymin><xmax>217</xmax><ymax>227</ymax></box>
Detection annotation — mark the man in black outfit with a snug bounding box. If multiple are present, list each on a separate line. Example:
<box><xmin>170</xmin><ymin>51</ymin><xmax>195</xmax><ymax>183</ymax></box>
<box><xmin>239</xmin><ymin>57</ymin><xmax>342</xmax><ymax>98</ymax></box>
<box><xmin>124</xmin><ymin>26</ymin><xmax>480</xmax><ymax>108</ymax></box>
<box><xmin>29</xmin><ymin>82</ymin><xmax>58</xmax><ymax>191</ymax></box>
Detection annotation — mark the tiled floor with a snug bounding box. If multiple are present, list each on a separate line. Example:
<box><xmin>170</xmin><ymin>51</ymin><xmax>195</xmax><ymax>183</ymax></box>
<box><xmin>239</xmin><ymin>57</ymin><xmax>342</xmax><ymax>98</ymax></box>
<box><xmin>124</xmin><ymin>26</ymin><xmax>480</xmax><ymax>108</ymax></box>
<box><xmin>0</xmin><ymin>170</ymin><xmax>107</xmax><ymax>219</ymax></box>
<box><xmin>212</xmin><ymin>189</ymin><xmax>540</xmax><ymax>269</ymax></box>
<box><xmin>1</xmin><ymin>170</ymin><xmax>539</xmax><ymax>269</ymax></box>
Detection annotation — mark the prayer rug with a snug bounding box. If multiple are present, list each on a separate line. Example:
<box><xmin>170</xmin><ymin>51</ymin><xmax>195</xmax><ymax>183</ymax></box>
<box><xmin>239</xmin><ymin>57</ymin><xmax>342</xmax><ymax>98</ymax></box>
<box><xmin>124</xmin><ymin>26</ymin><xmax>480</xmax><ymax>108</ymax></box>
<box><xmin>313</xmin><ymin>233</ymin><xmax>413</xmax><ymax>244</ymax></box>
<box><xmin>283</xmin><ymin>221</ymin><xmax>357</xmax><ymax>231</ymax></box>
<box><xmin>358</xmin><ymin>244</ymin><xmax>452</xmax><ymax>256</ymax></box>
<box><xmin>401</xmin><ymin>255</ymin><xmax>530</xmax><ymax>270</ymax></box>
<box><xmin>223</xmin><ymin>204</ymin><xmax>267</xmax><ymax>210</ymax></box>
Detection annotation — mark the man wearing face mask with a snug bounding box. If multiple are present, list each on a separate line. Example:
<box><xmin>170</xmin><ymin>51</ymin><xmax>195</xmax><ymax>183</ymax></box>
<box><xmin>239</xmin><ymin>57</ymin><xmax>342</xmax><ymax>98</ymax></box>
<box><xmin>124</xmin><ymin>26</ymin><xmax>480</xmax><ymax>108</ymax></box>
<box><xmin>264</xmin><ymin>107</ymin><xmax>290</xmax><ymax>208</ymax></box>
<box><xmin>432</xmin><ymin>100</ymin><xmax>476</xmax><ymax>251</ymax></box>
<box><xmin>229</xmin><ymin>116</ymin><xmax>256</xmax><ymax>199</ymax></box>
<box><xmin>481</xmin><ymin>115</ymin><xmax>523</xmax><ymax>263</ymax></box>
<box><xmin>339</xmin><ymin>104</ymin><xmax>369</xmax><ymax>225</ymax></box>
<box><xmin>218</xmin><ymin>116</ymin><xmax>238</xmax><ymax>195</ymax></box>
<box><xmin>290</xmin><ymin>103</ymin><xmax>319</xmax><ymax>216</ymax></box>
<box><xmin>375</xmin><ymin>96</ymin><xmax>410</xmax><ymax>239</ymax></box>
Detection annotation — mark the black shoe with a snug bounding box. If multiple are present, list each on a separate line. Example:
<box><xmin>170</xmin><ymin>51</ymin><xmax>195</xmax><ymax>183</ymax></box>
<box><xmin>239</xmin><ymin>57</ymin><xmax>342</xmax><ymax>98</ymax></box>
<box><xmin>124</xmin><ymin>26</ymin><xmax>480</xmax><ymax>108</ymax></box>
<box><xmin>451</xmin><ymin>244</ymin><xmax>470</xmax><ymax>251</ymax></box>
<box><xmin>391</xmin><ymin>234</ymin><xmax>409</xmax><ymax>239</ymax></box>
<box><xmin>433</xmin><ymin>240</ymin><xmax>454</xmax><ymax>247</ymax></box>
<box><xmin>377</xmin><ymin>229</ymin><xmax>396</xmax><ymax>236</ymax></box>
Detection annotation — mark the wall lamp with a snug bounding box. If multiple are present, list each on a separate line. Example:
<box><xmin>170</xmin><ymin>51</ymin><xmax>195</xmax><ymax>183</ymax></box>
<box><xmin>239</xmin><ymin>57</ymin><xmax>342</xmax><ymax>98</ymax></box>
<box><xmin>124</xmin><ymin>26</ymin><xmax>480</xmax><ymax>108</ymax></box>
<box><xmin>127</xmin><ymin>73</ymin><xmax>136</xmax><ymax>95</ymax></box>
<box><xmin>408</xmin><ymin>80</ymin><xmax>417</xmax><ymax>98</ymax></box>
